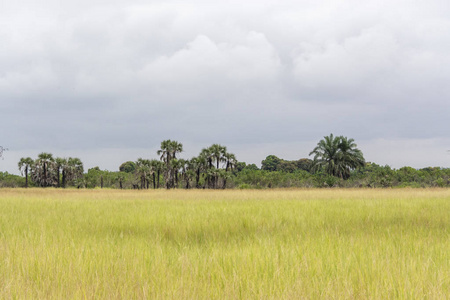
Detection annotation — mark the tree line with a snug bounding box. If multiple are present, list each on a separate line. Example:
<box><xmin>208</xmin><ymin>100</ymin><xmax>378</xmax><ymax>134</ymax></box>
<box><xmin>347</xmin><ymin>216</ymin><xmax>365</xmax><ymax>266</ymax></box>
<box><xmin>1</xmin><ymin>134</ymin><xmax>449</xmax><ymax>188</ymax></box>
<box><xmin>18</xmin><ymin>154</ymin><xmax>84</xmax><ymax>188</ymax></box>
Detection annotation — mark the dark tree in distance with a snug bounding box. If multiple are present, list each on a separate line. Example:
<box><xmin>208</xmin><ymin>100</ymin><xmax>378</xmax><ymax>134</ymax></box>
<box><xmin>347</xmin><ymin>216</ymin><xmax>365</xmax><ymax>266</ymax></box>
<box><xmin>18</xmin><ymin>157</ymin><xmax>34</xmax><ymax>188</ymax></box>
<box><xmin>261</xmin><ymin>155</ymin><xmax>282</xmax><ymax>171</ymax></box>
<box><xmin>157</xmin><ymin>140</ymin><xmax>183</xmax><ymax>189</ymax></box>
<box><xmin>119</xmin><ymin>161</ymin><xmax>136</xmax><ymax>173</ymax></box>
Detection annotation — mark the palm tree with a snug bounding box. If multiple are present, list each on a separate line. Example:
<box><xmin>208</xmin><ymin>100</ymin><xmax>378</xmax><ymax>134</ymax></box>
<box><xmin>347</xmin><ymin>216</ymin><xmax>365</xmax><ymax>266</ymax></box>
<box><xmin>221</xmin><ymin>170</ymin><xmax>233</xmax><ymax>189</ymax></box>
<box><xmin>157</xmin><ymin>140</ymin><xmax>183</xmax><ymax>188</ymax></box>
<box><xmin>224</xmin><ymin>152</ymin><xmax>237</xmax><ymax>172</ymax></box>
<box><xmin>150</xmin><ymin>159</ymin><xmax>164</xmax><ymax>189</ymax></box>
<box><xmin>309</xmin><ymin>134</ymin><xmax>365</xmax><ymax>179</ymax></box>
<box><xmin>200</xmin><ymin>144</ymin><xmax>227</xmax><ymax>188</ymax></box>
<box><xmin>31</xmin><ymin>152</ymin><xmax>56</xmax><ymax>187</ymax></box>
<box><xmin>209</xmin><ymin>144</ymin><xmax>227</xmax><ymax>169</ymax></box>
<box><xmin>157</xmin><ymin>140</ymin><xmax>173</xmax><ymax>188</ymax></box>
<box><xmin>55</xmin><ymin>157</ymin><xmax>67</xmax><ymax>188</ymax></box>
<box><xmin>223</xmin><ymin>152</ymin><xmax>237</xmax><ymax>188</ymax></box>
<box><xmin>136</xmin><ymin>158</ymin><xmax>151</xmax><ymax>189</ymax></box>
<box><xmin>66</xmin><ymin>157</ymin><xmax>84</xmax><ymax>186</ymax></box>
<box><xmin>188</xmin><ymin>157</ymin><xmax>206</xmax><ymax>188</ymax></box>
<box><xmin>18</xmin><ymin>157</ymin><xmax>34</xmax><ymax>188</ymax></box>
<box><xmin>174</xmin><ymin>158</ymin><xmax>187</xmax><ymax>188</ymax></box>
<box><xmin>199</xmin><ymin>148</ymin><xmax>214</xmax><ymax>188</ymax></box>
<box><xmin>337</xmin><ymin>136</ymin><xmax>365</xmax><ymax>179</ymax></box>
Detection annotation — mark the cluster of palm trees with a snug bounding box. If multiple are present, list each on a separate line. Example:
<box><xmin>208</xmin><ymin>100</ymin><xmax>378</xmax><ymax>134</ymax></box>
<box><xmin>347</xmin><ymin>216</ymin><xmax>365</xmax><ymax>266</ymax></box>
<box><xmin>309</xmin><ymin>134</ymin><xmax>365</xmax><ymax>179</ymax></box>
<box><xmin>12</xmin><ymin>135</ymin><xmax>365</xmax><ymax>189</ymax></box>
<box><xmin>18</xmin><ymin>153</ymin><xmax>84</xmax><ymax>188</ymax></box>
<box><xmin>132</xmin><ymin>140</ymin><xmax>238</xmax><ymax>189</ymax></box>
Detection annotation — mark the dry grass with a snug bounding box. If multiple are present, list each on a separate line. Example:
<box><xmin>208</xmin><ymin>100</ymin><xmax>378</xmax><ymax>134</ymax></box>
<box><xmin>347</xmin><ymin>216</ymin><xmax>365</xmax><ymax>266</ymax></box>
<box><xmin>0</xmin><ymin>188</ymin><xmax>449</xmax><ymax>299</ymax></box>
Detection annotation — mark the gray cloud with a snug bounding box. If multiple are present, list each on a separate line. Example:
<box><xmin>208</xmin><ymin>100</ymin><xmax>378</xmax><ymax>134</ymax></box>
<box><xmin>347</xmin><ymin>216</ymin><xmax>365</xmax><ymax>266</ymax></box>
<box><xmin>1</xmin><ymin>0</ymin><xmax>450</xmax><ymax>174</ymax></box>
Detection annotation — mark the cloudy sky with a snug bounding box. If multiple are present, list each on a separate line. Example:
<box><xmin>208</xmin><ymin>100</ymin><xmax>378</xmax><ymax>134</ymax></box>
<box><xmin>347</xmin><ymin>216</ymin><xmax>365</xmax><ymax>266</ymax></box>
<box><xmin>1</xmin><ymin>0</ymin><xmax>450</xmax><ymax>174</ymax></box>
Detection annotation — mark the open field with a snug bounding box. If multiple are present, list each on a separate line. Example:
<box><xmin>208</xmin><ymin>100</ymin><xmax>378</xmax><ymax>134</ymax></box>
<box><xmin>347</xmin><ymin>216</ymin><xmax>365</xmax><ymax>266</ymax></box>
<box><xmin>0</xmin><ymin>188</ymin><xmax>449</xmax><ymax>299</ymax></box>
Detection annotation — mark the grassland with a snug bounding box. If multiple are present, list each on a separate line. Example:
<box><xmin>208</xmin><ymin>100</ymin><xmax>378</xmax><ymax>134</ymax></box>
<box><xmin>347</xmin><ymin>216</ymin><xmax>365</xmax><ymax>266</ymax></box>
<box><xmin>0</xmin><ymin>188</ymin><xmax>449</xmax><ymax>299</ymax></box>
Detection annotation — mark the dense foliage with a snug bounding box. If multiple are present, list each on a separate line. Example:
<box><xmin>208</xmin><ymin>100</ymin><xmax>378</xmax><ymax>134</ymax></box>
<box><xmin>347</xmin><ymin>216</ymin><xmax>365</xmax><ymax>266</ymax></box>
<box><xmin>1</xmin><ymin>137</ymin><xmax>449</xmax><ymax>188</ymax></box>
<box><xmin>309</xmin><ymin>134</ymin><xmax>365</xmax><ymax>179</ymax></box>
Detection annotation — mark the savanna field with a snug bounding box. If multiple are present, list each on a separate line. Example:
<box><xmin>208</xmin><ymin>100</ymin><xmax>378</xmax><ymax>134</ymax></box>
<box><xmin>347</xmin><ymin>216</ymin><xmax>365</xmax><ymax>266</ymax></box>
<box><xmin>0</xmin><ymin>189</ymin><xmax>449</xmax><ymax>299</ymax></box>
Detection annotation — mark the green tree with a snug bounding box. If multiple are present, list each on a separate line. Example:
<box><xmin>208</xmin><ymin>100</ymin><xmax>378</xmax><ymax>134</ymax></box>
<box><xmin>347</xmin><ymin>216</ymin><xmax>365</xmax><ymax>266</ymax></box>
<box><xmin>309</xmin><ymin>134</ymin><xmax>365</xmax><ymax>179</ymax></box>
<box><xmin>295</xmin><ymin>158</ymin><xmax>312</xmax><ymax>172</ymax></box>
<box><xmin>119</xmin><ymin>161</ymin><xmax>136</xmax><ymax>173</ymax></box>
<box><xmin>261</xmin><ymin>155</ymin><xmax>282</xmax><ymax>171</ymax></box>
<box><xmin>18</xmin><ymin>157</ymin><xmax>34</xmax><ymax>188</ymax></box>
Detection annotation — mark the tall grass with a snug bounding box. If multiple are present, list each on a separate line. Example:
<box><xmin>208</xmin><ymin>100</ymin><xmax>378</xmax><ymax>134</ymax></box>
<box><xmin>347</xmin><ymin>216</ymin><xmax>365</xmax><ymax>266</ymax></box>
<box><xmin>0</xmin><ymin>188</ymin><xmax>449</xmax><ymax>298</ymax></box>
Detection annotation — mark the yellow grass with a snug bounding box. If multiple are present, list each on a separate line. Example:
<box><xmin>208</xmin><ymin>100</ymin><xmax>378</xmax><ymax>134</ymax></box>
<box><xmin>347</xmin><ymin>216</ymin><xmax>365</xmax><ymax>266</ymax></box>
<box><xmin>0</xmin><ymin>188</ymin><xmax>449</xmax><ymax>299</ymax></box>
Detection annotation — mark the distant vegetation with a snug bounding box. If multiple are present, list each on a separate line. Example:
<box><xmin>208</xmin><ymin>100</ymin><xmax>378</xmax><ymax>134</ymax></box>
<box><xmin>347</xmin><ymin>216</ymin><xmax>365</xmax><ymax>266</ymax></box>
<box><xmin>1</xmin><ymin>134</ymin><xmax>449</xmax><ymax>188</ymax></box>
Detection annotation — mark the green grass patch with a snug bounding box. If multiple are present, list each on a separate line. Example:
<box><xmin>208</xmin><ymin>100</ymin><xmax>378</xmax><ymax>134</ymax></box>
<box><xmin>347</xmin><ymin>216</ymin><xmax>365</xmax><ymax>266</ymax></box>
<box><xmin>0</xmin><ymin>189</ymin><xmax>449</xmax><ymax>298</ymax></box>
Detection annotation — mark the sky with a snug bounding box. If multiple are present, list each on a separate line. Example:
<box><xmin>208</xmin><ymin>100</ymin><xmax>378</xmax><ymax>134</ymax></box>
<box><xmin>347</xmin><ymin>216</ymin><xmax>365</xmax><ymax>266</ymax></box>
<box><xmin>1</xmin><ymin>0</ymin><xmax>450</xmax><ymax>174</ymax></box>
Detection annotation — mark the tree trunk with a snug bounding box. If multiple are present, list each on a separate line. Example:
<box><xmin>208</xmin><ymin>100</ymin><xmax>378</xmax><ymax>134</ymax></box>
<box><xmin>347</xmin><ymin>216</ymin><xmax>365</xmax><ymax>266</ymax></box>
<box><xmin>62</xmin><ymin>170</ymin><xmax>66</xmax><ymax>188</ymax></box>
<box><xmin>185</xmin><ymin>174</ymin><xmax>190</xmax><ymax>189</ymax></box>
<box><xmin>215</xmin><ymin>174</ymin><xmax>219</xmax><ymax>189</ymax></box>
<box><xmin>152</xmin><ymin>173</ymin><xmax>156</xmax><ymax>189</ymax></box>
<box><xmin>43</xmin><ymin>162</ymin><xmax>47</xmax><ymax>187</ymax></box>
<box><xmin>101</xmin><ymin>176</ymin><xmax>104</xmax><ymax>189</ymax></box>
<box><xmin>157</xmin><ymin>170</ymin><xmax>160</xmax><ymax>188</ymax></box>
<box><xmin>174</xmin><ymin>171</ymin><xmax>178</xmax><ymax>188</ymax></box>
<box><xmin>25</xmin><ymin>167</ymin><xmax>29</xmax><ymax>188</ymax></box>
<box><xmin>196</xmin><ymin>168</ymin><xmax>200</xmax><ymax>188</ymax></box>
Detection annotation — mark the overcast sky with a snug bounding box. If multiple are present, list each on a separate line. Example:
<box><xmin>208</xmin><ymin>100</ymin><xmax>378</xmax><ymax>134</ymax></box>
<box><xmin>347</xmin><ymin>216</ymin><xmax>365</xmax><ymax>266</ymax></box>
<box><xmin>1</xmin><ymin>0</ymin><xmax>450</xmax><ymax>174</ymax></box>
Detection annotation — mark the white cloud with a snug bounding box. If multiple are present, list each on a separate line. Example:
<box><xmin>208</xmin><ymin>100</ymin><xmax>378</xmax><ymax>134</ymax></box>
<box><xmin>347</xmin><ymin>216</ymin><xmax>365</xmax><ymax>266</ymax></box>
<box><xmin>136</xmin><ymin>32</ymin><xmax>282</xmax><ymax>102</ymax></box>
<box><xmin>1</xmin><ymin>0</ymin><xmax>450</xmax><ymax>173</ymax></box>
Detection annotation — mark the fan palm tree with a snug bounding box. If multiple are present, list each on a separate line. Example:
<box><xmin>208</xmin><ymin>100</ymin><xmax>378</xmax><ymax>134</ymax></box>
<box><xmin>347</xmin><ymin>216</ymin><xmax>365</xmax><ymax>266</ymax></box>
<box><xmin>66</xmin><ymin>157</ymin><xmax>84</xmax><ymax>186</ymax></box>
<box><xmin>178</xmin><ymin>158</ymin><xmax>190</xmax><ymax>188</ymax></box>
<box><xmin>224</xmin><ymin>152</ymin><xmax>237</xmax><ymax>172</ymax></box>
<box><xmin>189</xmin><ymin>156</ymin><xmax>206</xmax><ymax>188</ymax></box>
<box><xmin>200</xmin><ymin>144</ymin><xmax>227</xmax><ymax>188</ymax></box>
<box><xmin>209</xmin><ymin>144</ymin><xmax>227</xmax><ymax>169</ymax></box>
<box><xmin>150</xmin><ymin>159</ymin><xmax>164</xmax><ymax>189</ymax></box>
<box><xmin>55</xmin><ymin>157</ymin><xmax>67</xmax><ymax>188</ymax></box>
<box><xmin>309</xmin><ymin>134</ymin><xmax>365</xmax><ymax>179</ymax></box>
<box><xmin>199</xmin><ymin>148</ymin><xmax>214</xmax><ymax>188</ymax></box>
<box><xmin>157</xmin><ymin>140</ymin><xmax>183</xmax><ymax>188</ymax></box>
<box><xmin>32</xmin><ymin>152</ymin><xmax>56</xmax><ymax>187</ymax></box>
<box><xmin>136</xmin><ymin>158</ymin><xmax>151</xmax><ymax>189</ymax></box>
<box><xmin>18</xmin><ymin>157</ymin><xmax>34</xmax><ymax>188</ymax></box>
<box><xmin>222</xmin><ymin>152</ymin><xmax>237</xmax><ymax>187</ymax></box>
